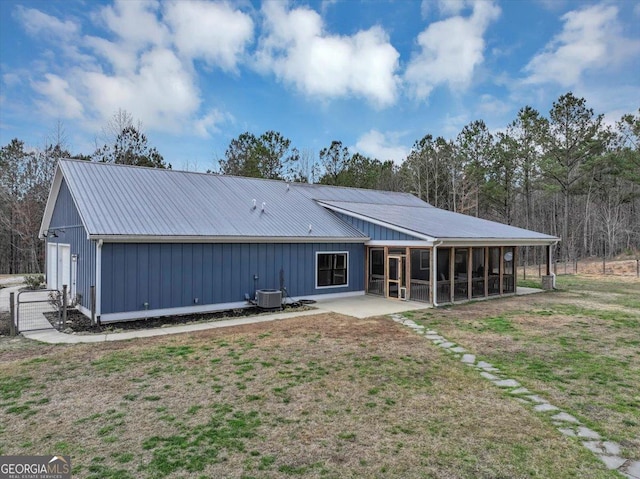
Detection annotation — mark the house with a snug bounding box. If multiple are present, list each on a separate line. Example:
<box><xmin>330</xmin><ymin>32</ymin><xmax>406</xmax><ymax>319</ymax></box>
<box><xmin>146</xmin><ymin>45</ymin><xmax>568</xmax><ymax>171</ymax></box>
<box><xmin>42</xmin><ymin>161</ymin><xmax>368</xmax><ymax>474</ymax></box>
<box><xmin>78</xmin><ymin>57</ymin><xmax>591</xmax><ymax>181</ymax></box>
<box><xmin>40</xmin><ymin>160</ymin><xmax>559</xmax><ymax>323</ymax></box>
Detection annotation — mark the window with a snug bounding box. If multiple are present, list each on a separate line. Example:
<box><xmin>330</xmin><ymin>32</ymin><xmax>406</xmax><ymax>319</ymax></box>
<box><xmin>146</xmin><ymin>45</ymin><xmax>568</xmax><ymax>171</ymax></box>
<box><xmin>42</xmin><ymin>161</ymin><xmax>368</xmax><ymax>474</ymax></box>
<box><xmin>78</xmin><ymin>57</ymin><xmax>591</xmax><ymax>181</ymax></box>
<box><xmin>317</xmin><ymin>252</ymin><xmax>348</xmax><ymax>288</ymax></box>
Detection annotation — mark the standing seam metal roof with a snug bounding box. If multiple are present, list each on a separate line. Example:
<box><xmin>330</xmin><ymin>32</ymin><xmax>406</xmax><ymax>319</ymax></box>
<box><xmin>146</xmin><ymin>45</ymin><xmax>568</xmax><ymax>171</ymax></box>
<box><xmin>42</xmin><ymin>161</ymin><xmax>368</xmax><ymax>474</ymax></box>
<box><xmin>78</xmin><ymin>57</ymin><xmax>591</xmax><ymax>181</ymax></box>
<box><xmin>52</xmin><ymin>159</ymin><xmax>557</xmax><ymax>242</ymax></box>
<box><xmin>320</xmin><ymin>201</ymin><xmax>557</xmax><ymax>240</ymax></box>
<box><xmin>58</xmin><ymin>160</ymin><xmax>366</xmax><ymax>239</ymax></box>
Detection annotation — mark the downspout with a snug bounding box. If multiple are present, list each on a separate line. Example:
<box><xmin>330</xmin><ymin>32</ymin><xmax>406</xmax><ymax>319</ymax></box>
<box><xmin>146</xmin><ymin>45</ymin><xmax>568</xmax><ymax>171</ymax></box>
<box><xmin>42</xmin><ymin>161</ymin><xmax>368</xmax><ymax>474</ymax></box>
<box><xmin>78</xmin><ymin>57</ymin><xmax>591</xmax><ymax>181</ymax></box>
<box><xmin>96</xmin><ymin>240</ymin><xmax>103</xmax><ymax>321</ymax></box>
<box><xmin>432</xmin><ymin>241</ymin><xmax>443</xmax><ymax>307</ymax></box>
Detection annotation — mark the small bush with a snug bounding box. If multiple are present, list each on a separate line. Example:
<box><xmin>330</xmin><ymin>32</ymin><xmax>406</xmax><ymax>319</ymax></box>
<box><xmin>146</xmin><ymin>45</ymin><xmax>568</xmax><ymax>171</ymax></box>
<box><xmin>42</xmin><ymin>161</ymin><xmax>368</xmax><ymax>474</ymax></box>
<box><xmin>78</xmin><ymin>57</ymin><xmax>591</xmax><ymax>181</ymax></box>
<box><xmin>24</xmin><ymin>275</ymin><xmax>45</xmax><ymax>290</ymax></box>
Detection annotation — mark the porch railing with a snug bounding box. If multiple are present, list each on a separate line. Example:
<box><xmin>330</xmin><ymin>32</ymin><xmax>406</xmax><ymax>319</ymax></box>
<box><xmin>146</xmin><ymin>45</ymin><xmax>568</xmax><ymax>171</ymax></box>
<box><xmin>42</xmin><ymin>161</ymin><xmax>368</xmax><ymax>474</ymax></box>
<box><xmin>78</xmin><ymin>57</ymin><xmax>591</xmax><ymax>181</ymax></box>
<box><xmin>437</xmin><ymin>281</ymin><xmax>450</xmax><ymax>303</ymax></box>
<box><xmin>471</xmin><ymin>278</ymin><xmax>485</xmax><ymax>298</ymax></box>
<box><xmin>368</xmin><ymin>275</ymin><xmax>384</xmax><ymax>296</ymax></box>
<box><xmin>503</xmin><ymin>275</ymin><xmax>515</xmax><ymax>293</ymax></box>
<box><xmin>453</xmin><ymin>278</ymin><xmax>468</xmax><ymax>301</ymax></box>
<box><xmin>488</xmin><ymin>275</ymin><xmax>500</xmax><ymax>295</ymax></box>
<box><xmin>409</xmin><ymin>280</ymin><xmax>430</xmax><ymax>303</ymax></box>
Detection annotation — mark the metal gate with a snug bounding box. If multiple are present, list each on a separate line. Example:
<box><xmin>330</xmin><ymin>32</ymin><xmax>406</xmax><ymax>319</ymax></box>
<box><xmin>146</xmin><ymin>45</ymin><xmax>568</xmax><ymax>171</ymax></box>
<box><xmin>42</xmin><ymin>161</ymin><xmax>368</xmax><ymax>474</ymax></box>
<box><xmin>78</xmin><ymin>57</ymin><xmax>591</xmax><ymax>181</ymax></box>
<box><xmin>16</xmin><ymin>289</ymin><xmax>61</xmax><ymax>333</ymax></box>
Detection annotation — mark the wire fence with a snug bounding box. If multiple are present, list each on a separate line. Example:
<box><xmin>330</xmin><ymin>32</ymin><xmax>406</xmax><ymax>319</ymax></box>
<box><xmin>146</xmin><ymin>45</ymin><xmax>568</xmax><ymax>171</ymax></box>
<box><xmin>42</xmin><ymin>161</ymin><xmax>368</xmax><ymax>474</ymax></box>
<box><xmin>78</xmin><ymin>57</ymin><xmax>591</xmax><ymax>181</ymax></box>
<box><xmin>519</xmin><ymin>259</ymin><xmax>640</xmax><ymax>279</ymax></box>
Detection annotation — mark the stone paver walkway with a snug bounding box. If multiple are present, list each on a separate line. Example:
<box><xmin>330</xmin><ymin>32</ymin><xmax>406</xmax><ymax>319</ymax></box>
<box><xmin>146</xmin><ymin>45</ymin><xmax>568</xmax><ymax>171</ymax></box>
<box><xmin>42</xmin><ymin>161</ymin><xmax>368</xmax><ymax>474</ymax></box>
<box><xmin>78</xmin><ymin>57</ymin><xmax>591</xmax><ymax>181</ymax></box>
<box><xmin>390</xmin><ymin>313</ymin><xmax>640</xmax><ymax>479</ymax></box>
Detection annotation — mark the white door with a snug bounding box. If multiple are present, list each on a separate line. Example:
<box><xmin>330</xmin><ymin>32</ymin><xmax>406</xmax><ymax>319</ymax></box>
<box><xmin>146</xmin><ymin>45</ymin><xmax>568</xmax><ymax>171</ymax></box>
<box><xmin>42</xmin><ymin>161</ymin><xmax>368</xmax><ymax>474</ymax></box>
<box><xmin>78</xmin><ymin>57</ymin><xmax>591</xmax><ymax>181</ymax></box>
<box><xmin>47</xmin><ymin>243</ymin><xmax>58</xmax><ymax>289</ymax></box>
<box><xmin>47</xmin><ymin>243</ymin><xmax>71</xmax><ymax>292</ymax></box>
<box><xmin>58</xmin><ymin>244</ymin><xmax>71</xmax><ymax>293</ymax></box>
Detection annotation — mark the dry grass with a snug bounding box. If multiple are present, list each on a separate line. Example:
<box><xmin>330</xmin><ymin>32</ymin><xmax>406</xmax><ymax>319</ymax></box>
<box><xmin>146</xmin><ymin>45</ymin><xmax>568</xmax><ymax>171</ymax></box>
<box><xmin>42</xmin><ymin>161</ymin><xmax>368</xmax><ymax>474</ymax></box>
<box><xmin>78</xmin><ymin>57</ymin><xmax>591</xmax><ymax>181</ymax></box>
<box><xmin>0</xmin><ymin>312</ymin><xmax>614</xmax><ymax>478</ymax></box>
<box><xmin>415</xmin><ymin>275</ymin><xmax>640</xmax><ymax>461</ymax></box>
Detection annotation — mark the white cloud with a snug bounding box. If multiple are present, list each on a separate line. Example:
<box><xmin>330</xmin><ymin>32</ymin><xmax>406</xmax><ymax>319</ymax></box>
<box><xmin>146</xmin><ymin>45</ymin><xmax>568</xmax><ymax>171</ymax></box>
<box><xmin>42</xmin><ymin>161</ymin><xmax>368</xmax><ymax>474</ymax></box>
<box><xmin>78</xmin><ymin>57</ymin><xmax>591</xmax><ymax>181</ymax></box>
<box><xmin>405</xmin><ymin>1</ymin><xmax>501</xmax><ymax>100</ymax></box>
<box><xmin>194</xmin><ymin>109</ymin><xmax>230</xmax><ymax>138</ymax></box>
<box><xmin>355</xmin><ymin>130</ymin><xmax>409</xmax><ymax>164</ymax></box>
<box><xmin>476</xmin><ymin>94</ymin><xmax>511</xmax><ymax>116</ymax></box>
<box><xmin>14</xmin><ymin>5</ymin><xmax>79</xmax><ymax>39</ymax></box>
<box><xmin>32</xmin><ymin>74</ymin><xmax>84</xmax><ymax>119</ymax></box>
<box><xmin>80</xmin><ymin>48</ymin><xmax>200</xmax><ymax>132</ymax></box>
<box><xmin>12</xmin><ymin>1</ymin><xmax>252</xmax><ymax>137</ymax></box>
<box><xmin>96</xmin><ymin>0</ymin><xmax>169</xmax><ymax>48</ymax></box>
<box><xmin>437</xmin><ymin>0</ymin><xmax>469</xmax><ymax>16</ymax></box>
<box><xmin>523</xmin><ymin>4</ymin><xmax>640</xmax><ymax>86</ymax></box>
<box><xmin>164</xmin><ymin>0</ymin><xmax>254</xmax><ymax>72</ymax></box>
<box><xmin>421</xmin><ymin>0</ymin><xmax>471</xmax><ymax>18</ymax></box>
<box><xmin>256</xmin><ymin>1</ymin><xmax>400</xmax><ymax>107</ymax></box>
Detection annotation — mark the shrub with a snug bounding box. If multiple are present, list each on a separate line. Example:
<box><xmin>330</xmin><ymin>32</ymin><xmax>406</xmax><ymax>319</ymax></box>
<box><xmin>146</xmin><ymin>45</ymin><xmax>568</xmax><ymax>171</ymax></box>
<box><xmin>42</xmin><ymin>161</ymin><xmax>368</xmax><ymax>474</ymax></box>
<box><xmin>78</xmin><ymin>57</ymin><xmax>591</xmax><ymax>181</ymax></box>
<box><xmin>24</xmin><ymin>275</ymin><xmax>45</xmax><ymax>290</ymax></box>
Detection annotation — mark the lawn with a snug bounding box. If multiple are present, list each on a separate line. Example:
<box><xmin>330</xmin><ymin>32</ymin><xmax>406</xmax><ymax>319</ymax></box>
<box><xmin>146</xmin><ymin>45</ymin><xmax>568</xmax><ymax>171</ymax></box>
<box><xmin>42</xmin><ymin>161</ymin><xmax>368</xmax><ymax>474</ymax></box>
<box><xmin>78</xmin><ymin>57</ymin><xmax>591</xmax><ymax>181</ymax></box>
<box><xmin>413</xmin><ymin>274</ymin><xmax>640</xmax><ymax>463</ymax></box>
<box><xmin>0</xmin><ymin>311</ymin><xmax>615</xmax><ymax>478</ymax></box>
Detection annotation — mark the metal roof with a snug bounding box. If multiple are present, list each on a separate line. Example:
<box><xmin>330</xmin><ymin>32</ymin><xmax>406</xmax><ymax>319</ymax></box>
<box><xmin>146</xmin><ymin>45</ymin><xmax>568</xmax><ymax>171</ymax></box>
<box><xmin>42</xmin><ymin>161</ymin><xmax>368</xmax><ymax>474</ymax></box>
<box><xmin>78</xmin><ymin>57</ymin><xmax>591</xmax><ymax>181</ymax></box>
<box><xmin>319</xmin><ymin>201</ymin><xmax>558</xmax><ymax>242</ymax></box>
<box><xmin>42</xmin><ymin>160</ymin><xmax>557</xmax><ymax>244</ymax></box>
<box><xmin>294</xmin><ymin>183</ymin><xmax>428</xmax><ymax>206</ymax></box>
<box><xmin>55</xmin><ymin>160</ymin><xmax>366</xmax><ymax>240</ymax></box>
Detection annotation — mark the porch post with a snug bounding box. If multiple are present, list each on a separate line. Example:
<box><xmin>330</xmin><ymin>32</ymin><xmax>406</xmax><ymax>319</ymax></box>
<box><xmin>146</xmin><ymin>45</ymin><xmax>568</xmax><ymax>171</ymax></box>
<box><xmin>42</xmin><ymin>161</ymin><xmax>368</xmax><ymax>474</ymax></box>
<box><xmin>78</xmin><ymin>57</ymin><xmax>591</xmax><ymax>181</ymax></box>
<box><xmin>499</xmin><ymin>246</ymin><xmax>504</xmax><ymax>295</ymax></box>
<box><xmin>546</xmin><ymin>244</ymin><xmax>552</xmax><ymax>276</ymax></box>
<box><xmin>365</xmin><ymin>246</ymin><xmax>369</xmax><ymax>294</ymax></box>
<box><xmin>450</xmin><ymin>247</ymin><xmax>455</xmax><ymax>303</ymax></box>
<box><xmin>467</xmin><ymin>248</ymin><xmax>472</xmax><ymax>301</ymax></box>
<box><xmin>431</xmin><ymin>246</ymin><xmax>438</xmax><ymax>305</ymax></box>
<box><xmin>514</xmin><ymin>246</ymin><xmax>519</xmax><ymax>293</ymax></box>
<box><xmin>484</xmin><ymin>247</ymin><xmax>489</xmax><ymax>297</ymax></box>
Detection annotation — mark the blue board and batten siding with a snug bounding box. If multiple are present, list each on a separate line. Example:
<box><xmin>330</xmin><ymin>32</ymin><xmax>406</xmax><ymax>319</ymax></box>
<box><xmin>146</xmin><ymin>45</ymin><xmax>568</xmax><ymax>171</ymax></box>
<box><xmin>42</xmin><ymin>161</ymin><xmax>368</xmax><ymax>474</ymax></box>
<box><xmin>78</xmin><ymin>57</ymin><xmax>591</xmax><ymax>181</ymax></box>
<box><xmin>334</xmin><ymin>212</ymin><xmax>420</xmax><ymax>241</ymax></box>
<box><xmin>47</xmin><ymin>179</ymin><xmax>96</xmax><ymax>310</ymax></box>
<box><xmin>101</xmin><ymin>242</ymin><xmax>364</xmax><ymax>315</ymax></box>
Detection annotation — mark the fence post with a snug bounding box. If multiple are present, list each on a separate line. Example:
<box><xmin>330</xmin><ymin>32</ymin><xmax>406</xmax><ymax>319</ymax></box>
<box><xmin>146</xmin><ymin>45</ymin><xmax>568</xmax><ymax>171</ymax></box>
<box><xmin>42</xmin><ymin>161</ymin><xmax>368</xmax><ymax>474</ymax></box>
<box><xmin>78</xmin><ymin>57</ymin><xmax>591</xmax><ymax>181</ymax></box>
<box><xmin>9</xmin><ymin>292</ymin><xmax>16</xmax><ymax>336</ymax></box>
<box><xmin>90</xmin><ymin>286</ymin><xmax>96</xmax><ymax>326</ymax></box>
<box><xmin>62</xmin><ymin>285</ymin><xmax>68</xmax><ymax>329</ymax></box>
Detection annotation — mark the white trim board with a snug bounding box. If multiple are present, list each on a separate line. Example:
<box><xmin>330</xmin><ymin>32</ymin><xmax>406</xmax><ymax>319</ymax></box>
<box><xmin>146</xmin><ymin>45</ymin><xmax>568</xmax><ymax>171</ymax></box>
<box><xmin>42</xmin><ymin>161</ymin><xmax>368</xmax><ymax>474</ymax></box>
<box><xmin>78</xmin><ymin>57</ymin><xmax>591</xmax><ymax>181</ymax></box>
<box><xmin>90</xmin><ymin>235</ymin><xmax>368</xmax><ymax>243</ymax></box>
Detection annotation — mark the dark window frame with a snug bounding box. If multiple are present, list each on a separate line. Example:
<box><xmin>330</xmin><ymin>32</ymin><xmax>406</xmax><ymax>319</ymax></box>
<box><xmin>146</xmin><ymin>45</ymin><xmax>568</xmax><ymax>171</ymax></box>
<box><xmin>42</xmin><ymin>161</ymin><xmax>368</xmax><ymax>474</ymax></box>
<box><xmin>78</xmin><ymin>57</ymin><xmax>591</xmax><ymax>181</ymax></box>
<box><xmin>316</xmin><ymin>252</ymin><xmax>349</xmax><ymax>288</ymax></box>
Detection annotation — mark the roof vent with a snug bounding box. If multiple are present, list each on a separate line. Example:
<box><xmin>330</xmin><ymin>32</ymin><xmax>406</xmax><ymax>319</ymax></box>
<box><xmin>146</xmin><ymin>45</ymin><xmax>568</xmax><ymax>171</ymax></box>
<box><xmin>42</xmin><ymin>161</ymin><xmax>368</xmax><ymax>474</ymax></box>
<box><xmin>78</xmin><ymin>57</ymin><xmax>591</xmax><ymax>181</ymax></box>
<box><xmin>252</xmin><ymin>199</ymin><xmax>256</xmax><ymax>209</ymax></box>
<box><xmin>308</xmin><ymin>224</ymin><xmax>312</xmax><ymax>233</ymax></box>
<box><xmin>261</xmin><ymin>202</ymin><xmax>266</xmax><ymax>212</ymax></box>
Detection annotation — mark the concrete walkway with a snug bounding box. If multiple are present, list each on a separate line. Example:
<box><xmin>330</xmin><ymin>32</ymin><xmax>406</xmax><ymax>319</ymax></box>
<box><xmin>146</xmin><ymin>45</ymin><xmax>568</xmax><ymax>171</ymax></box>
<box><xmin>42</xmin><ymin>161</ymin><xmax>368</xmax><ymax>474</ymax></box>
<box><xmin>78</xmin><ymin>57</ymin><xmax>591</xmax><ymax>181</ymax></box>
<box><xmin>19</xmin><ymin>294</ymin><xmax>430</xmax><ymax>344</ymax></box>
<box><xmin>390</xmin><ymin>313</ymin><xmax>640</xmax><ymax>479</ymax></box>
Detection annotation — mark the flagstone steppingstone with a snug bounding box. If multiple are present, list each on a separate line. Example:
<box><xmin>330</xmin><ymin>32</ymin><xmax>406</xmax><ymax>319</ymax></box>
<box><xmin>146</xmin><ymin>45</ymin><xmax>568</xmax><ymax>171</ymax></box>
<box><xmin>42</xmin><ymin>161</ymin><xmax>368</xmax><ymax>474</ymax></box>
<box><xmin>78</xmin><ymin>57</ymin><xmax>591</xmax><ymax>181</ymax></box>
<box><xmin>389</xmin><ymin>315</ymin><xmax>635</xmax><ymax>479</ymax></box>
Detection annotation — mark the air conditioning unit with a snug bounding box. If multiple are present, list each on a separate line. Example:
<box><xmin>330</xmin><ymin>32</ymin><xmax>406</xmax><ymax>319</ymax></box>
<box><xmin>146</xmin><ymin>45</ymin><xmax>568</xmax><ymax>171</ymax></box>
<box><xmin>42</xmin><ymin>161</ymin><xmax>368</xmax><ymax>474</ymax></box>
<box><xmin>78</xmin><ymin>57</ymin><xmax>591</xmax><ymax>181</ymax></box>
<box><xmin>256</xmin><ymin>289</ymin><xmax>282</xmax><ymax>309</ymax></box>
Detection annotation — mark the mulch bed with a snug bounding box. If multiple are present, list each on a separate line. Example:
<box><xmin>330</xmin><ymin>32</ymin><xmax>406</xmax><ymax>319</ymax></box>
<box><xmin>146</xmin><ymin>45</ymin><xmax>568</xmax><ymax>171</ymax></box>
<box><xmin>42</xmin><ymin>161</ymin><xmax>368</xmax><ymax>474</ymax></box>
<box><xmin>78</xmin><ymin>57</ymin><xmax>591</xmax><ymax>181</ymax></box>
<box><xmin>44</xmin><ymin>303</ymin><xmax>314</xmax><ymax>334</ymax></box>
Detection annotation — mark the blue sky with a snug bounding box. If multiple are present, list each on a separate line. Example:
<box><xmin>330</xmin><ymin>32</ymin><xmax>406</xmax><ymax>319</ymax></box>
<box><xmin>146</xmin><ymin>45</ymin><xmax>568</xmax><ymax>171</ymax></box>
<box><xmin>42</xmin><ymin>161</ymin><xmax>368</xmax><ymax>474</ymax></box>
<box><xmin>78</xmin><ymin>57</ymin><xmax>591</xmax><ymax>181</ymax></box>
<box><xmin>1</xmin><ymin>0</ymin><xmax>639</xmax><ymax>172</ymax></box>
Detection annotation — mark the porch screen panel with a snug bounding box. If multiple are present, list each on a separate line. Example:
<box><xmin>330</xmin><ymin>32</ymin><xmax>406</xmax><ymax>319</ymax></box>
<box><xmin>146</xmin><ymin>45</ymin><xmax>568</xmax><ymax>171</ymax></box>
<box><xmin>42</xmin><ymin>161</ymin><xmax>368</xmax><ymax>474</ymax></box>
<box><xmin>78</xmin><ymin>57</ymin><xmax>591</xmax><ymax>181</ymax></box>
<box><xmin>503</xmin><ymin>247</ymin><xmax>515</xmax><ymax>293</ymax></box>
<box><xmin>368</xmin><ymin>248</ymin><xmax>384</xmax><ymax>295</ymax></box>
<box><xmin>454</xmin><ymin>249</ymin><xmax>469</xmax><ymax>301</ymax></box>
<box><xmin>437</xmin><ymin>248</ymin><xmax>451</xmax><ymax>303</ymax></box>
<box><xmin>488</xmin><ymin>247</ymin><xmax>500</xmax><ymax>295</ymax></box>
<box><xmin>410</xmin><ymin>249</ymin><xmax>430</xmax><ymax>303</ymax></box>
<box><xmin>472</xmin><ymin>248</ymin><xmax>486</xmax><ymax>298</ymax></box>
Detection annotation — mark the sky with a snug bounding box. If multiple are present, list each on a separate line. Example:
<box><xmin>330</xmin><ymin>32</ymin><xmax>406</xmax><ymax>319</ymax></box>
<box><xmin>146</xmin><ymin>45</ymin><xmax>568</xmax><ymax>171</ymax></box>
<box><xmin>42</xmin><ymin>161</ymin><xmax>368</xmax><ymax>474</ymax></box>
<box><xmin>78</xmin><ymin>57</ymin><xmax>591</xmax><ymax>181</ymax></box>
<box><xmin>1</xmin><ymin>0</ymin><xmax>639</xmax><ymax>172</ymax></box>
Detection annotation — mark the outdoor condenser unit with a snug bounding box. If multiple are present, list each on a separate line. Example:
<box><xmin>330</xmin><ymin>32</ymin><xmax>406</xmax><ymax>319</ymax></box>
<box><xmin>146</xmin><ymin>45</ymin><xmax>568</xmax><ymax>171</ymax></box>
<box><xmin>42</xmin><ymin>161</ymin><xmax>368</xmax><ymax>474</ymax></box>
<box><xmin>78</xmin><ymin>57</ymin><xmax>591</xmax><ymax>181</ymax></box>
<box><xmin>256</xmin><ymin>289</ymin><xmax>282</xmax><ymax>309</ymax></box>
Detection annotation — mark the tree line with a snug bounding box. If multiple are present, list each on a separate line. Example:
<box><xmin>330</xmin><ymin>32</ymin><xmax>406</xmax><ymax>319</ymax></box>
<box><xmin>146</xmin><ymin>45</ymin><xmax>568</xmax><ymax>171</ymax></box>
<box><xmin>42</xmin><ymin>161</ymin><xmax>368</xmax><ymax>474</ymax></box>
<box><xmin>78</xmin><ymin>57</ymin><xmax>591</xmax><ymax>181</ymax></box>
<box><xmin>1</xmin><ymin>94</ymin><xmax>638</xmax><ymax>274</ymax></box>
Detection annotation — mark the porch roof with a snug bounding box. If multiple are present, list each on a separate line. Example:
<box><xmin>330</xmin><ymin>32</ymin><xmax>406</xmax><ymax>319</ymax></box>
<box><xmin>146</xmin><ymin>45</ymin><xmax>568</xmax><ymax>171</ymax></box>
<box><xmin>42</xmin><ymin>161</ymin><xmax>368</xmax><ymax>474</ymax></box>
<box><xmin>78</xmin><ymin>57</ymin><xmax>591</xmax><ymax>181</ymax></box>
<box><xmin>319</xmin><ymin>201</ymin><xmax>559</xmax><ymax>245</ymax></box>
